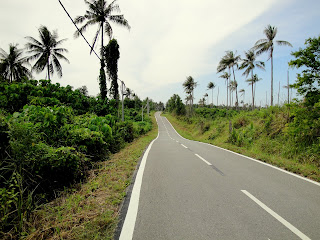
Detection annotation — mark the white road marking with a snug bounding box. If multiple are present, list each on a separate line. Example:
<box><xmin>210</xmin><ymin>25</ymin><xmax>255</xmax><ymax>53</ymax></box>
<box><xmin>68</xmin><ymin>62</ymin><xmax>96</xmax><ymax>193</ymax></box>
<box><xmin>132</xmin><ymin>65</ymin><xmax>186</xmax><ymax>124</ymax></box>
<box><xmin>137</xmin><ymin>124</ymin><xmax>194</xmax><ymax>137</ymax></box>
<box><xmin>195</xmin><ymin>153</ymin><xmax>212</xmax><ymax>166</ymax></box>
<box><xmin>163</xmin><ymin>117</ymin><xmax>320</xmax><ymax>187</ymax></box>
<box><xmin>241</xmin><ymin>190</ymin><xmax>311</xmax><ymax>240</ymax></box>
<box><xmin>119</xmin><ymin>124</ymin><xmax>159</xmax><ymax>240</ymax></box>
<box><xmin>181</xmin><ymin>144</ymin><xmax>188</xmax><ymax>149</ymax></box>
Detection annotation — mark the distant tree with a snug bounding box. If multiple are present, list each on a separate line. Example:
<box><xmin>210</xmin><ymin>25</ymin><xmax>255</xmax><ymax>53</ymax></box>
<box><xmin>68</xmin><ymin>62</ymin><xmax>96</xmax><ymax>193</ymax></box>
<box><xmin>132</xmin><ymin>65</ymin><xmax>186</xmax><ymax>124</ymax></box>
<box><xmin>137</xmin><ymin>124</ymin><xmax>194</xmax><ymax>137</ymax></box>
<box><xmin>239</xmin><ymin>89</ymin><xmax>245</xmax><ymax>107</ymax></box>
<box><xmin>0</xmin><ymin>44</ymin><xmax>32</xmax><ymax>82</ymax></box>
<box><xmin>198</xmin><ymin>97</ymin><xmax>206</xmax><ymax>107</ymax></box>
<box><xmin>218</xmin><ymin>72</ymin><xmax>230</xmax><ymax>107</ymax></box>
<box><xmin>246</xmin><ymin>74</ymin><xmax>262</xmax><ymax>109</ymax></box>
<box><xmin>229</xmin><ymin>80</ymin><xmax>239</xmax><ymax>107</ymax></box>
<box><xmin>217</xmin><ymin>51</ymin><xmax>240</xmax><ymax>106</ymax></box>
<box><xmin>240</xmin><ymin>49</ymin><xmax>265</xmax><ymax>108</ymax></box>
<box><xmin>204</xmin><ymin>93</ymin><xmax>209</xmax><ymax>105</ymax></box>
<box><xmin>253</xmin><ymin>25</ymin><xmax>292</xmax><ymax>106</ymax></box>
<box><xmin>77</xmin><ymin>85</ymin><xmax>89</xmax><ymax>96</ymax></box>
<box><xmin>289</xmin><ymin>36</ymin><xmax>320</xmax><ymax>106</ymax></box>
<box><xmin>125</xmin><ymin>88</ymin><xmax>132</xmax><ymax>99</ymax></box>
<box><xmin>183</xmin><ymin>76</ymin><xmax>197</xmax><ymax>115</ymax></box>
<box><xmin>207</xmin><ymin>81</ymin><xmax>215</xmax><ymax>107</ymax></box>
<box><xmin>166</xmin><ymin>94</ymin><xmax>185</xmax><ymax>115</ymax></box>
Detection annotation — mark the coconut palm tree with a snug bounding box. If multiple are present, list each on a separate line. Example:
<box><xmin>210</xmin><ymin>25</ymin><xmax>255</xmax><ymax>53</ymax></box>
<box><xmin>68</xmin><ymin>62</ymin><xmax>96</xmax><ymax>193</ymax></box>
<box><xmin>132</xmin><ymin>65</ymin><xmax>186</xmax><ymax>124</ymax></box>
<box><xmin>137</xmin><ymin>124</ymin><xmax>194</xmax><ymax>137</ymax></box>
<box><xmin>25</xmin><ymin>26</ymin><xmax>69</xmax><ymax>80</ymax></box>
<box><xmin>217</xmin><ymin>51</ymin><xmax>241</xmax><ymax>107</ymax></box>
<box><xmin>218</xmin><ymin>72</ymin><xmax>230</xmax><ymax>107</ymax></box>
<box><xmin>74</xmin><ymin>0</ymin><xmax>130</xmax><ymax>57</ymax></box>
<box><xmin>0</xmin><ymin>44</ymin><xmax>32</xmax><ymax>82</ymax></box>
<box><xmin>125</xmin><ymin>87</ymin><xmax>132</xmax><ymax>99</ymax></box>
<box><xmin>207</xmin><ymin>81</ymin><xmax>215</xmax><ymax>107</ymax></box>
<box><xmin>240</xmin><ymin>49</ymin><xmax>265</xmax><ymax>80</ymax></box>
<box><xmin>183</xmin><ymin>76</ymin><xmax>197</xmax><ymax>115</ymax></box>
<box><xmin>204</xmin><ymin>93</ymin><xmax>209</xmax><ymax>105</ymax></box>
<box><xmin>229</xmin><ymin>80</ymin><xmax>239</xmax><ymax>107</ymax></box>
<box><xmin>253</xmin><ymin>25</ymin><xmax>292</xmax><ymax>106</ymax></box>
<box><xmin>239</xmin><ymin>89</ymin><xmax>245</xmax><ymax>107</ymax></box>
<box><xmin>246</xmin><ymin>74</ymin><xmax>262</xmax><ymax>109</ymax></box>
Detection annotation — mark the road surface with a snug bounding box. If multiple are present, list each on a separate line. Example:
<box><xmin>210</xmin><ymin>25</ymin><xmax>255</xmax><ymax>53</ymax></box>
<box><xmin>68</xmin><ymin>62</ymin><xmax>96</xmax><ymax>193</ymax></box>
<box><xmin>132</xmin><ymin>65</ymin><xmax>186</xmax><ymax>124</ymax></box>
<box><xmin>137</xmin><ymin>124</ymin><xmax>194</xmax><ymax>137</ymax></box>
<box><xmin>119</xmin><ymin>112</ymin><xmax>320</xmax><ymax>240</ymax></box>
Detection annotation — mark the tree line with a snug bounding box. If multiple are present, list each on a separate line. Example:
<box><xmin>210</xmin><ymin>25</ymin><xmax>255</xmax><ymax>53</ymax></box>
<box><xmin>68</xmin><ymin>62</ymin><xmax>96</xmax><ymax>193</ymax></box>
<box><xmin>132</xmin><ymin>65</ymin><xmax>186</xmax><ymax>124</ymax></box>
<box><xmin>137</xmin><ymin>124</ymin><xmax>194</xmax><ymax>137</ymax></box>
<box><xmin>180</xmin><ymin>25</ymin><xmax>294</xmax><ymax>111</ymax></box>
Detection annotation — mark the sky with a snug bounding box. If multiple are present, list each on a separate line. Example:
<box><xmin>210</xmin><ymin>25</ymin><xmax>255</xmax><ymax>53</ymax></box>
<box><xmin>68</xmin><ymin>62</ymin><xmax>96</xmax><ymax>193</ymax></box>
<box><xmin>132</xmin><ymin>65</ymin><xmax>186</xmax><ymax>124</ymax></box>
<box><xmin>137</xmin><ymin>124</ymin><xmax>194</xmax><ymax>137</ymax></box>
<box><xmin>1</xmin><ymin>0</ymin><xmax>320</xmax><ymax>106</ymax></box>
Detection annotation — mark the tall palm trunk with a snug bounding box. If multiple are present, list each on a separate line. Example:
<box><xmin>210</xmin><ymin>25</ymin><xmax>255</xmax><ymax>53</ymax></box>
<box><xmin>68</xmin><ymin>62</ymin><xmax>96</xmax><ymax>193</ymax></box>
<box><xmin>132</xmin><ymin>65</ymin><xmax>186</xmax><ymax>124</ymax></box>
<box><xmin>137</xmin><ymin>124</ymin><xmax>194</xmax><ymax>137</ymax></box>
<box><xmin>270</xmin><ymin>47</ymin><xmax>274</xmax><ymax>106</ymax></box>
<box><xmin>251</xmin><ymin>71</ymin><xmax>254</xmax><ymax>108</ymax></box>
<box><xmin>211</xmin><ymin>88</ymin><xmax>213</xmax><ymax>108</ymax></box>
<box><xmin>47</xmin><ymin>59</ymin><xmax>50</xmax><ymax>80</ymax></box>
<box><xmin>232</xmin><ymin>66</ymin><xmax>238</xmax><ymax>107</ymax></box>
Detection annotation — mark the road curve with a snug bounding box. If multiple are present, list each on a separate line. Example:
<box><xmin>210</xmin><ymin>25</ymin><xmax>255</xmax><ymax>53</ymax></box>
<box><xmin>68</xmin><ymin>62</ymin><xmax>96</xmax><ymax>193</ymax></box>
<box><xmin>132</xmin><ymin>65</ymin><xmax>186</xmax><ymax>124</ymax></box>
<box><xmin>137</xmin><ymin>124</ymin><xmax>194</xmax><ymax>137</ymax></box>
<box><xmin>119</xmin><ymin>112</ymin><xmax>320</xmax><ymax>240</ymax></box>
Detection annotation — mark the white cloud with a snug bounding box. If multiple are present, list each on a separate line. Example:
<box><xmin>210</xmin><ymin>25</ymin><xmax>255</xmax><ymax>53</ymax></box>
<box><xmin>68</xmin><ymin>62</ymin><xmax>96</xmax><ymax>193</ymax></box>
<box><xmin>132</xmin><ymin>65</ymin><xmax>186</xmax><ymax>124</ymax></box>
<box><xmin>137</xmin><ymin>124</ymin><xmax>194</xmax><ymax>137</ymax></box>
<box><xmin>2</xmin><ymin>0</ymin><xmax>318</xmax><ymax>104</ymax></box>
<box><xmin>117</xmin><ymin>0</ymin><xmax>278</xmax><ymax>99</ymax></box>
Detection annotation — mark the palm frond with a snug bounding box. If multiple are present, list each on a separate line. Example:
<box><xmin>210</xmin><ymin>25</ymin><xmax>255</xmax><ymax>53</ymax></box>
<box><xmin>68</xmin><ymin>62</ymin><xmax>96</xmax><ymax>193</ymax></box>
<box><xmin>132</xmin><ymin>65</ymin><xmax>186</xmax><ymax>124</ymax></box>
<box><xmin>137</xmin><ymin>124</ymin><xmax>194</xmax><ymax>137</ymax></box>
<box><xmin>52</xmin><ymin>55</ymin><xmax>63</xmax><ymax>78</ymax></box>
<box><xmin>109</xmin><ymin>15</ymin><xmax>131</xmax><ymax>29</ymax></box>
<box><xmin>276</xmin><ymin>40</ymin><xmax>293</xmax><ymax>47</ymax></box>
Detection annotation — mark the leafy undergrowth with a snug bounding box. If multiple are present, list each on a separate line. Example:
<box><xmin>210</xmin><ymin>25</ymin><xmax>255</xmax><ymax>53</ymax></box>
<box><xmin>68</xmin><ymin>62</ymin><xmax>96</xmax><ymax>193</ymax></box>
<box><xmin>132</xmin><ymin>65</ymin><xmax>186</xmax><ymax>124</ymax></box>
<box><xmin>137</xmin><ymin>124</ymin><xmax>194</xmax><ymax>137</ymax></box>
<box><xmin>163</xmin><ymin>110</ymin><xmax>320</xmax><ymax>182</ymax></box>
<box><xmin>25</xmin><ymin>114</ymin><xmax>158</xmax><ymax>240</ymax></box>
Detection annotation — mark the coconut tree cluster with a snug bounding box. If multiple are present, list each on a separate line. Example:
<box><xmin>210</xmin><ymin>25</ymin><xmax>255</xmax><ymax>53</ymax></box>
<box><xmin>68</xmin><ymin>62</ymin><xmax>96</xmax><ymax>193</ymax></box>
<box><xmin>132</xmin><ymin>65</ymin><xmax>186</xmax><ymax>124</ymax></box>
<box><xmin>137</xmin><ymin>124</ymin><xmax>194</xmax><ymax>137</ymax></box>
<box><xmin>213</xmin><ymin>24</ymin><xmax>292</xmax><ymax>109</ymax></box>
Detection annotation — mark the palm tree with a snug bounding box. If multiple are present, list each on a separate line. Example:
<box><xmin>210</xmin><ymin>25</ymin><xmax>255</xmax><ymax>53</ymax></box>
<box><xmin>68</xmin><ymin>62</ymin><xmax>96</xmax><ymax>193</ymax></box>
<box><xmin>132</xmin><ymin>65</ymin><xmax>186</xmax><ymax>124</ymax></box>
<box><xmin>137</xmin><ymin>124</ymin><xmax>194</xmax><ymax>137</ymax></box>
<box><xmin>229</xmin><ymin>80</ymin><xmax>239</xmax><ymax>107</ymax></box>
<box><xmin>74</xmin><ymin>0</ymin><xmax>130</xmax><ymax>57</ymax></box>
<box><xmin>199</xmin><ymin>97</ymin><xmax>206</xmax><ymax>107</ymax></box>
<box><xmin>218</xmin><ymin>72</ymin><xmax>230</xmax><ymax>107</ymax></box>
<box><xmin>246</xmin><ymin>74</ymin><xmax>262</xmax><ymax>109</ymax></box>
<box><xmin>240</xmin><ymin>49</ymin><xmax>265</xmax><ymax>80</ymax></box>
<box><xmin>204</xmin><ymin>93</ymin><xmax>209</xmax><ymax>105</ymax></box>
<box><xmin>253</xmin><ymin>25</ymin><xmax>292</xmax><ymax>106</ymax></box>
<box><xmin>125</xmin><ymin>87</ymin><xmax>132</xmax><ymax>99</ymax></box>
<box><xmin>239</xmin><ymin>89</ymin><xmax>245</xmax><ymax>107</ymax></box>
<box><xmin>183</xmin><ymin>76</ymin><xmax>197</xmax><ymax>115</ymax></box>
<box><xmin>0</xmin><ymin>44</ymin><xmax>32</xmax><ymax>82</ymax></box>
<box><xmin>217</xmin><ymin>51</ymin><xmax>241</xmax><ymax>107</ymax></box>
<box><xmin>207</xmin><ymin>82</ymin><xmax>215</xmax><ymax>107</ymax></box>
<box><xmin>25</xmin><ymin>26</ymin><xmax>69</xmax><ymax>80</ymax></box>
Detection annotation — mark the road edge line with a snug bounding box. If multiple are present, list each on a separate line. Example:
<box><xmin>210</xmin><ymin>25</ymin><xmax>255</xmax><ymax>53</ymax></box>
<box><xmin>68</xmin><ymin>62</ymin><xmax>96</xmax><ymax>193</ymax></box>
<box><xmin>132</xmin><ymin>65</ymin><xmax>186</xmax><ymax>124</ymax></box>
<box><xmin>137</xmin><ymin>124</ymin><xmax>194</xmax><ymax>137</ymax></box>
<box><xmin>163</xmin><ymin>116</ymin><xmax>320</xmax><ymax>187</ymax></box>
<box><xmin>118</xmin><ymin>114</ymin><xmax>160</xmax><ymax>240</ymax></box>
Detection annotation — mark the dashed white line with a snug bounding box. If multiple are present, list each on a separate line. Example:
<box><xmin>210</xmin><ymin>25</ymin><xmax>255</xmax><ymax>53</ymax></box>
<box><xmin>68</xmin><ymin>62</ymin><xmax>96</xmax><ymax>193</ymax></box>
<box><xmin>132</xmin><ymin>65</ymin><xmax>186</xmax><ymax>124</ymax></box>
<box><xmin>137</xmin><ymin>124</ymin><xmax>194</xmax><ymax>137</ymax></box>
<box><xmin>163</xmin><ymin>117</ymin><xmax>320</xmax><ymax>187</ymax></box>
<box><xmin>241</xmin><ymin>190</ymin><xmax>311</xmax><ymax>240</ymax></box>
<box><xmin>195</xmin><ymin>154</ymin><xmax>212</xmax><ymax>166</ymax></box>
<box><xmin>181</xmin><ymin>144</ymin><xmax>188</xmax><ymax>149</ymax></box>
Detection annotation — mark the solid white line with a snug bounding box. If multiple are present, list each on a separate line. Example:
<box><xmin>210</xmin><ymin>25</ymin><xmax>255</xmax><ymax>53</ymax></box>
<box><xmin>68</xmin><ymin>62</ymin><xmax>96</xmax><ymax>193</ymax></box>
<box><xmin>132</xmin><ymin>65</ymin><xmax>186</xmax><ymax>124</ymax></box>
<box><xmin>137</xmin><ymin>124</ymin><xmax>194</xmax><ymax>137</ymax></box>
<box><xmin>181</xmin><ymin>144</ymin><xmax>188</xmax><ymax>149</ymax></box>
<box><xmin>119</xmin><ymin>116</ymin><xmax>159</xmax><ymax>240</ymax></box>
<box><xmin>195</xmin><ymin>153</ymin><xmax>212</xmax><ymax>166</ymax></box>
<box><xmin>163</xmin><ymin>117</ymin><xmax>320</xmax><ymax>187</ymax></box>
<box><xmin>241</xmin><ymin>190</ymin><xmax>311</xmax><ymax>240</ymax></box>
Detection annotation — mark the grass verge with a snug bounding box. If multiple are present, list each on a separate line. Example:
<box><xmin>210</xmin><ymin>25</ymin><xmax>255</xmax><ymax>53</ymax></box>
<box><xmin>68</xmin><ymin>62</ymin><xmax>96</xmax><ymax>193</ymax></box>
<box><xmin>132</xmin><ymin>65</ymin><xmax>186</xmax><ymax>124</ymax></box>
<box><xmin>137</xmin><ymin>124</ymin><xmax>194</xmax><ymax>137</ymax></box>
<box><xmin>163</xmin><ymin>113</ymin><xmax>320</xmax><ymax>183</ymax></box>
<box><xmin>25</xmin><ymin>114</ymin><xmax>158</xmax><ymax>240</ymax></box>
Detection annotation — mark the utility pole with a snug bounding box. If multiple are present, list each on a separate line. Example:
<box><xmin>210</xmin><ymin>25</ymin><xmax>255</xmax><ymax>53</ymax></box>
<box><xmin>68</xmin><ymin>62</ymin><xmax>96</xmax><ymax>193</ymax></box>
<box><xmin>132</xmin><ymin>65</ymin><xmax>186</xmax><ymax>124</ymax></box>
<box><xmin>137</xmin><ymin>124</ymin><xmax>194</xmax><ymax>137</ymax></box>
<box><xmin>142</xmin><ymin>103</ymin><xmax>148</xmax><ymax>122</ymax></box>
<box><xmin>120</xmin><ymin>79</ymin><xmax>126</xmax><ymax>122</ymax></box>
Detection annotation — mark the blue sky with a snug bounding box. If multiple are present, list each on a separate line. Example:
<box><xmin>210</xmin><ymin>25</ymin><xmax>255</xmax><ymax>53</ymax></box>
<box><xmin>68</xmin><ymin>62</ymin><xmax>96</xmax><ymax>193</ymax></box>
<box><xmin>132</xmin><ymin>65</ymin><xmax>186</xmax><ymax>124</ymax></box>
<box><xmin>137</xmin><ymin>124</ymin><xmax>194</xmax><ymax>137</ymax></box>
<box><xmin>1</xmin><ymin>0</ymin><xmax>319</xmax><ymax>106</ymax></box>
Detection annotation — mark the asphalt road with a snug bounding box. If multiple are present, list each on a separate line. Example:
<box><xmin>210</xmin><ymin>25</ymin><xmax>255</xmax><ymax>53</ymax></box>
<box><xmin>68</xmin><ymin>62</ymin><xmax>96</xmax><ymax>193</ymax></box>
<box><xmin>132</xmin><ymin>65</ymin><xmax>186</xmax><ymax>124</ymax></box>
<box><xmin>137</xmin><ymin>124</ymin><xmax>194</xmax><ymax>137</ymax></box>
<box><xmin>119</xmin><ymin>112</ymin><xmax>320</xmax><ymax>240</ymax></box>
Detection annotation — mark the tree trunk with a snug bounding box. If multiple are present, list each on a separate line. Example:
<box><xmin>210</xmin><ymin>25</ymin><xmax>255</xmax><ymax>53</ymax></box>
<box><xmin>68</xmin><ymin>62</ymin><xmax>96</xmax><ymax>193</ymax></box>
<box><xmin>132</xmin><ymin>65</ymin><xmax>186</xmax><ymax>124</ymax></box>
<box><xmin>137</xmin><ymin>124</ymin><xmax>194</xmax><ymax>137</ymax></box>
<box><xmin>251</xmin><ymin>71</ymin><xmax>254</xmax><ymax>109</ymax></box>
<box><xmin>211</xmin><ymin>88</ymin><xmax>213</xmax><ymax>108</ymax></box>
<box><xmin>232</xmin><ymin>66</ymin><xmax>238</xmax><ymax>108</ymax></box>
<box><xmin>47</xmin><ymin>59</ymin><xmax>50</xmax><ymax>80</ymax></box>
<box><xmin>271</xmin><ymin>48</ymin><xmax>274</xmax><ymax>106</ymax></box>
